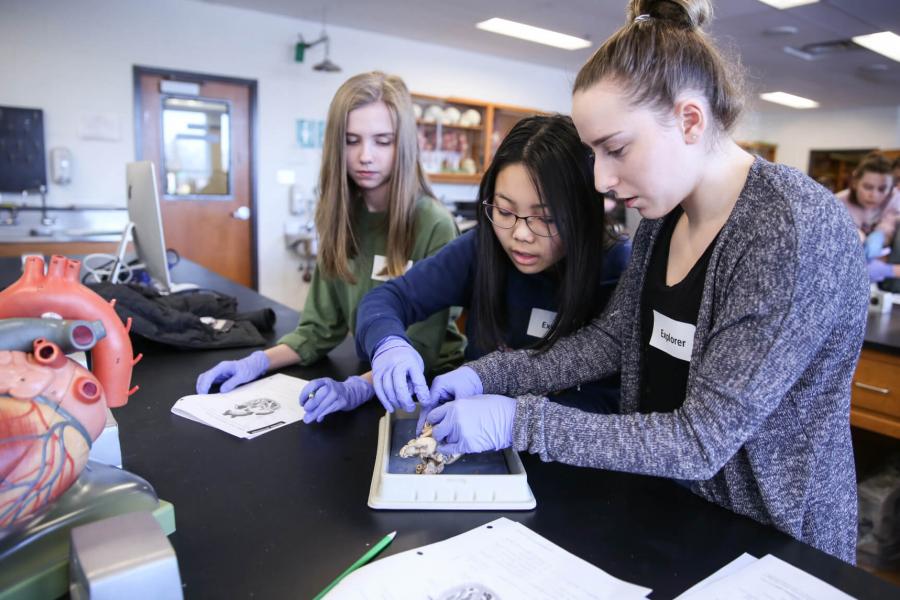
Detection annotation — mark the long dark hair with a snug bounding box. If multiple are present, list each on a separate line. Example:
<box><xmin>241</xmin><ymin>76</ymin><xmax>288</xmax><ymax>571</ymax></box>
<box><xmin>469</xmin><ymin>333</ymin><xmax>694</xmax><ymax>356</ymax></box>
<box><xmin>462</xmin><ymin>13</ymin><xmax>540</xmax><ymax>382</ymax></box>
<box><xmin>470</xmin><ymin>114</ymin><xmax>610</xmax><ymax>354</ymax></box>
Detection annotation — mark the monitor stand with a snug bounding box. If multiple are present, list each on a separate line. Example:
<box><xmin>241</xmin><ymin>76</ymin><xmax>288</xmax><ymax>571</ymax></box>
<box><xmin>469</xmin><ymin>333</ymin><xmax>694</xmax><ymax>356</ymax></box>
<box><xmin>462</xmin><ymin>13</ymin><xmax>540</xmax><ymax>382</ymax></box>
<box><xmin>167</xmin><ymin>281</ymin><xmax>200</xmax><ymax>293</ymax></box>
<box><xmin>111</xmin><ymin>222</ymin><xmax>198</xmax><ymax>294</ymax></box>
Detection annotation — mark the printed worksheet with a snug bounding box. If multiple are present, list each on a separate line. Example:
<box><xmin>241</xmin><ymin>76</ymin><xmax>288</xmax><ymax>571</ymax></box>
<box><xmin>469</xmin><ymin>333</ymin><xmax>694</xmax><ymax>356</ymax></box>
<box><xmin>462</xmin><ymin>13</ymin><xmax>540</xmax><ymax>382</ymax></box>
<box><xmin>171</xmin><ymin>373</ymin><xmax>307</xmax><ymax>439</ymax></box>
<box><xmin>674</xmin><ymin>554</ymin><xmax>758</xmax><ymax>598</ymax></box>
<box><xmin>327</xmin><ymin>517</ymin><xmax>651</xmax><ymax>600</ymax></box>
<box><xmin>675</xmin><ymin>554</ymin><xmax>854</xmax><ymax>600</ymax></box>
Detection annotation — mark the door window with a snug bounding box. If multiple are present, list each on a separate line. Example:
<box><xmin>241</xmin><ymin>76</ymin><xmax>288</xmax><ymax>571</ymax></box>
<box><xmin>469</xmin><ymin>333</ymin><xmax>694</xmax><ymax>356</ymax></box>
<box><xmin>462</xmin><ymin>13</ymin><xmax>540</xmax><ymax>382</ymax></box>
<box><xmin>161</xmin><ymin>97</ymin><xmax>231</xmax><ymax>197</ymax></box>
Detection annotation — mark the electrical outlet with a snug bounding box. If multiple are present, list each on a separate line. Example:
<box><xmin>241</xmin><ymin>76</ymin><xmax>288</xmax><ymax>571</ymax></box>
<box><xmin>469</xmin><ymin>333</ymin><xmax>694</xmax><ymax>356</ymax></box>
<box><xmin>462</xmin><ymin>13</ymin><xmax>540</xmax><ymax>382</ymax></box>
<box><xmin>290</xmin><ymin>185</ymin><xmax>306</xmax><ymax>215</ymax></box>
<box><xmin>291</xmin><ymin>185</ymin><xmax>318</xmax><ymax>218</ymax></box>
<box><xmin>284</xmin><ymin>219</ymin><xmax>304</xmax><ymax>236</ymax></box>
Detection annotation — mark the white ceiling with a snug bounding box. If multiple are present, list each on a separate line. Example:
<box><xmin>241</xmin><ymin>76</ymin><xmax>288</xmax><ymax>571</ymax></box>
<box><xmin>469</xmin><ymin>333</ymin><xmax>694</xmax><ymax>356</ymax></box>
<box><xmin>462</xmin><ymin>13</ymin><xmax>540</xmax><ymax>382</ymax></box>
<box><xmin>202</xmin><ymin>0</ymin><xmax>900</xmax><ymax>111</ymax></box>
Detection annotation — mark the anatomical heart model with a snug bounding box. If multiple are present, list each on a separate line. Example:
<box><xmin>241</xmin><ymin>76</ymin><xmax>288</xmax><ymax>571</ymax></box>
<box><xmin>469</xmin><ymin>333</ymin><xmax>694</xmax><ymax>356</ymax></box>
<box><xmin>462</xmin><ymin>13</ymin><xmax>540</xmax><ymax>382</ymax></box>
<box><xmin>0</xmin><ymin>255</ymin><xmax>141</xmax><ymax>538</ymax></box>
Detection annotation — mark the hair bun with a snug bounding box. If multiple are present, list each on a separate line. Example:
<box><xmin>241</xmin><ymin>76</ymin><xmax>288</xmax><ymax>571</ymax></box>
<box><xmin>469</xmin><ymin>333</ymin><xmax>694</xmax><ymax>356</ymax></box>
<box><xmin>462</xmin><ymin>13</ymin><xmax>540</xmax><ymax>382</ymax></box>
<box><xmin>627</xmin><ymin>0</ymin><xmax>712</xmax><ymax>30</ymax></box>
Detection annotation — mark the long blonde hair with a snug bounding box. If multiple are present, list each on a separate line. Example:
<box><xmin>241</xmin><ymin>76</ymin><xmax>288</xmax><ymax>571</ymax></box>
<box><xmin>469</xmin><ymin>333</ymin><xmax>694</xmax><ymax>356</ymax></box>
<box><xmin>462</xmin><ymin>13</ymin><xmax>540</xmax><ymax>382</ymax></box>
<box><xmin>574</xmin><ymin>0</ymin><xmax>745</xmax><ymax>133</ymax></box>
<box><xmin>315</xmin><ymin>71</ymin><xmax>433</xmax><ymax>283</ymax></box>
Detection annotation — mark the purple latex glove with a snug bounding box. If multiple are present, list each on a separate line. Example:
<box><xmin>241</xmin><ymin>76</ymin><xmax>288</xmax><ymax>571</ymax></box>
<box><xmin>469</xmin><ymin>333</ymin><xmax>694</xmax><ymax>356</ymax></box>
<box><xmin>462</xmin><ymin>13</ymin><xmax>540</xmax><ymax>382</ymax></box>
<box><xmin>429</xmin><ymin>395</ymin><xmax>516</xmax><ymax>455</ymax></box>
<box><xmin>371</xmin><ymin>336</ymin><xmax>428</xmax><ymax>414</ymax></box>
<box><xmin>864</xmin><ymin>231</ymin><xmax>886</xmax><ymax>261</ymax></box>
<box><xmin>195</xmin><ymin>350</ymin><xmax>269</xmax><ymax>394</ymax></box>
<box><xmin>418</xmin><ymin>366</ymin><xmax>484</xmax><ymax>433</ymax></box>
<box><xmin>868</xmin><ymin>259</ymin><xmax>895</xmax><ymax>283</ymax></box>
<box><xmin>300</xmin><ymin>376</ymin><xmax>374</xmax><ymax>423</ymax></box>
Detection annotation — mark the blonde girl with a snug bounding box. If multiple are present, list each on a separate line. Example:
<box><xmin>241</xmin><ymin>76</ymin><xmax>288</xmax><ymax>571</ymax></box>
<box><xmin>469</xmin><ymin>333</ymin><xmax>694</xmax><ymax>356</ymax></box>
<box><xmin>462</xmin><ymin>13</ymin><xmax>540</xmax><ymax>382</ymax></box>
<box><xmin>197</xmin><ymin>72</ymin><xmax>464</xmax><ymax>416</ymax></box>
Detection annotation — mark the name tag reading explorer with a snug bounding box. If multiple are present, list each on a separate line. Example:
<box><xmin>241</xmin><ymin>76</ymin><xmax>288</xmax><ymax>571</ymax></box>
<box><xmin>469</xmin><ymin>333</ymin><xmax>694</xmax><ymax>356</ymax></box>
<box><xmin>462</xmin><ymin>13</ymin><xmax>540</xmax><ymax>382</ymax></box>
<box><xmin>649</xmin><ymin>309</ymin><xmax>695</xmax><ymax>362</ymax></box>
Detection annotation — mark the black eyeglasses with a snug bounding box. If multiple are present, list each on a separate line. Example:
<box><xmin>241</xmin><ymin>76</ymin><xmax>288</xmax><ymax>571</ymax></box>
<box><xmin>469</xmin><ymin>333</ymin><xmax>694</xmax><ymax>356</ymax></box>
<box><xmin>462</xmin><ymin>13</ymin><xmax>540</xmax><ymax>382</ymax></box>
<box><xmin>482</xmin><ymin>201</ymin><xmax>559</xmax><ymax>237</ymax></box>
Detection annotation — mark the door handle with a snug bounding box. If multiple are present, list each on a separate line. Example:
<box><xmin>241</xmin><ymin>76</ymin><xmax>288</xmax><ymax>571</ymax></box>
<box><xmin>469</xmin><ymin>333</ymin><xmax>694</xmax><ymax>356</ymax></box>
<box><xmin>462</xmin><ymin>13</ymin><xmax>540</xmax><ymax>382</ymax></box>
<box><xmin>854</xmin><ymin>381</ymin><xmax>890</xmax><ymax>395</ymax></box>
<box><xmin>231</xmin><ymin>206</ymin><xmax>251</xmax><ymax>221</ymax></box>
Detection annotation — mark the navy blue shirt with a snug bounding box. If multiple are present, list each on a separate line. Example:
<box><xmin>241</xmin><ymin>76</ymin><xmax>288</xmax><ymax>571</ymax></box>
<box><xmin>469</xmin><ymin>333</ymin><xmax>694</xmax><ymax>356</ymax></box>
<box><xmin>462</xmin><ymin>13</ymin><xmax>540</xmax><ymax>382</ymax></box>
<box><xmin>355</xmin><ymin>228</ymin><xmax>631</xmax><ymax>413</ymax></box>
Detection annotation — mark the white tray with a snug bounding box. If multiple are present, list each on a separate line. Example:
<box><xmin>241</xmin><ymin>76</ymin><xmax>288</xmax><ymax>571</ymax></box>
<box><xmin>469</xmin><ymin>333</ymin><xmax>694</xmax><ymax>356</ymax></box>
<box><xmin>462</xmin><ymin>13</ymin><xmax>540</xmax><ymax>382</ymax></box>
<box><xmin>367</xmin><ymin>411</ymin><xmax>536</xmax><ymax>510</ymax></box>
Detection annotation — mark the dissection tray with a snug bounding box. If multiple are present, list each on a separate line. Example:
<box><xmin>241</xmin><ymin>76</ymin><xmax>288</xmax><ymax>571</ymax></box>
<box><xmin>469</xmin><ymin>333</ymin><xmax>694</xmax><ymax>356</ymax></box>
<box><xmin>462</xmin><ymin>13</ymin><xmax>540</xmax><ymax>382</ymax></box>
<box><xmin>368</xmin><ymin>411</ymin><xmax>536</xmax><ymax>510</ymax></box>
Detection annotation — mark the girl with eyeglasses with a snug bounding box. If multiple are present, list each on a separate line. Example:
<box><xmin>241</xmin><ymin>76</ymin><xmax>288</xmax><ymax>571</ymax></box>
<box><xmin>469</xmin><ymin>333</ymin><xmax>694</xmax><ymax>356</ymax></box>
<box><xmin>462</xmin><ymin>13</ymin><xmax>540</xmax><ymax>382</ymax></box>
<box><xmin>297</xmin><ymin>114</ymin><xmax>630</xmax><ymax>424</ymax></box>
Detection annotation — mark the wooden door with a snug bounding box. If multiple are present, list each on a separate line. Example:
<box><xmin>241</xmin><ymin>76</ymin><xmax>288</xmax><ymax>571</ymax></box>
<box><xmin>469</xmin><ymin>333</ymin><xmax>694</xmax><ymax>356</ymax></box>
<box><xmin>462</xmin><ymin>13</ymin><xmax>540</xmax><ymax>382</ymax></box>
<box><xmin>135</xmin><ymin>68</ymin><xmax>256</xmax><ymax>288</ymax></box>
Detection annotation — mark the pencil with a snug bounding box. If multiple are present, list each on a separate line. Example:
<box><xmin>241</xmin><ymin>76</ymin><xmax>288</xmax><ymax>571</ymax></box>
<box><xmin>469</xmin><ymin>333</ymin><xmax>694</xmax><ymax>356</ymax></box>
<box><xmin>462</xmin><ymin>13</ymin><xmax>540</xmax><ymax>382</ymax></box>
<box><xmin>312</xmin><ymin>531</ymin><xmax>397</xmax><ymax>599</ymax></box>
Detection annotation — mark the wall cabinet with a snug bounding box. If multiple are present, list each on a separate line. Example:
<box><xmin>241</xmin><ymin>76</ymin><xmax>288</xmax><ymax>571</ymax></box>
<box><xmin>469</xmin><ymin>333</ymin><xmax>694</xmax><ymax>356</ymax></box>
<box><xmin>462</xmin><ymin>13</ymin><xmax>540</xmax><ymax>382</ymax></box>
<box><xmin>851</xmin><ymin>347</ymin><xmax>900</xmax><ymax>439</ymax></box>
<box><xmin>808</xmin><ymin>149</ymin><xmax>876</xmax><ymax>193</ymax></box>
<box><xmin>737</xmin><ymin>141</ymin><xmax>777</xmax><ymax>162</ymax></box>
<box><xmin>412</xmin><ymin>94</ymin><xmax>542</xmax><ymax>184</ymax></box>
<box><xmin>808</xmin><ymin>148</ymin><xmax>900</xmax><ymax>193</ymax></box>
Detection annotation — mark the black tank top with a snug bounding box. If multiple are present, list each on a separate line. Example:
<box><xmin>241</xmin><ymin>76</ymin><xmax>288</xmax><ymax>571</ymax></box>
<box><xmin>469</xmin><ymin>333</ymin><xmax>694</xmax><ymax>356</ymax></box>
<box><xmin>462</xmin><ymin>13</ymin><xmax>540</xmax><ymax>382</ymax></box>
<box><xmin>639</xmin><ymin>208</ymin><xmax>719</xmax><ymax>413</ymax></box>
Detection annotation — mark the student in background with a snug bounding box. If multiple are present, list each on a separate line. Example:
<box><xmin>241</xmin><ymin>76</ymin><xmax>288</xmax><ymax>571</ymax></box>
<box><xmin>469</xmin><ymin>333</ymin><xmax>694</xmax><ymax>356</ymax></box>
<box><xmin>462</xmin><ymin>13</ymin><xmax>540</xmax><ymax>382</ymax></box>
<box><xmin>835</xmin><ymin>152</ymin><xmax>900</xmax><ymax>283</ymax></box>
<box><xmin>420</xmin><ymin>0</ymin><xmax>868</xmax><ymax>563</ymax></box>
<box><xmin>893</xmin><ymin>156</ymin><xmax>900</xmax><ymax>193</ymax></box>
<box><xmin>196</xmin><ymin>72</ymin><xmax>464</xmax><ymax>416</ymax></box>
<box><xmin>883</xmin><ymin>155</ymin><xmax>900</xmax><ymax>290</ymax></box>
<box><xmin>313</xmin><ymin>114</ymin><xmax>630</xmax><ymax>428</ymax></box>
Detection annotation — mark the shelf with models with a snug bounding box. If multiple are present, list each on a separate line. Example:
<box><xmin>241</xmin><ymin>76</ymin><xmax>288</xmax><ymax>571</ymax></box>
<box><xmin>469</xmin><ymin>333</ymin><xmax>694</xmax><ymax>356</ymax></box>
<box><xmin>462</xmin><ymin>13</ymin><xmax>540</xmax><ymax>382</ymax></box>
<box><xmin>416</xmin><ymin>121</ymin><xmax>483</xmax><ymax>132</ymax></box>
<box><xmin>412</xmin><ymin>93</ymin><xmax>544</xmax><ymax>184</ymax></box>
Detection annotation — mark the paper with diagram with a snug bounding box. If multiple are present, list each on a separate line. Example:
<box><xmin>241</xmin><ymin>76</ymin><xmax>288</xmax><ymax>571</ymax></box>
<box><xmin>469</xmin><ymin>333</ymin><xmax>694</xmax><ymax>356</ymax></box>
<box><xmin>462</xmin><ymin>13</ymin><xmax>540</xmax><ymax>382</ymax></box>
<box><xmin>171</xmin><ymin>373</ymin><xmax>307</xmax><ymax>439</ymax></box>
<box><xmin>328</xmin><ymin>517</ymin><xmax>651</xmax><ymax>599</ymax></box>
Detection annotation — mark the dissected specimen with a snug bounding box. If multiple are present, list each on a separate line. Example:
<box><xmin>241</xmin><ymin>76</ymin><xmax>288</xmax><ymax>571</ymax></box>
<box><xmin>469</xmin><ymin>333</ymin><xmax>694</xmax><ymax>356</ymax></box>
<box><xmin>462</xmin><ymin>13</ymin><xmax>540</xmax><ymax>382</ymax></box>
<box><xmin>399</xmin><ymin>423</ymin><xmax>460</xmax><ymax>474</ymax></box>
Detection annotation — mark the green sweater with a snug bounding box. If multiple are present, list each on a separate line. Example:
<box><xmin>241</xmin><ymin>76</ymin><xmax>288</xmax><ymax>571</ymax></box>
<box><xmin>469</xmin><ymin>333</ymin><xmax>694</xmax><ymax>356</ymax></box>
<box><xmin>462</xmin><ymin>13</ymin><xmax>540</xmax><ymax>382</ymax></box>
<box><xmin>279</xmin><ymin>196</ymin><xmax>465</xmax><ymax>374</ymax></box>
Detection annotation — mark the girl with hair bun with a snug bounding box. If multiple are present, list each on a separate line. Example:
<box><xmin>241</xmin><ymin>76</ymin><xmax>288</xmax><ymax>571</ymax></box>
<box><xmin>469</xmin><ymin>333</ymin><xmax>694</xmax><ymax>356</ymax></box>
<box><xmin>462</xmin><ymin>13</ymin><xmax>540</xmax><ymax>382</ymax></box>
<box><xmin>420</xmin><ymin>0</ymin><xmax>868</xmax><ymax>563</ymax></box>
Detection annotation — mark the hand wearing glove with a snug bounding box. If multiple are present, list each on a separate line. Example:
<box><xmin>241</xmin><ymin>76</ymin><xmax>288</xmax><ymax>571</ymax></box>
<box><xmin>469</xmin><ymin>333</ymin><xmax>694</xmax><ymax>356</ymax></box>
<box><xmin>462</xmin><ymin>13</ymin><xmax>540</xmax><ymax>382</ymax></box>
<box><xmin>429</xmin><ymin>394</ymin><xmax>516</xmax><ymax>455</ymax></box>
<box><xmin>868</xmin><ymin>259</ymin><xmax>895</xmax><ymax>283</ymax></box>
<box><xmin>371</xmin><ymin>336</ymin><xmax>428</xmax><ymax>414</ymax></box>
<box><xmin>195</xmin><ymin>350</ymin><xmax>269</xmax><ymax>394</ymax></box>
<box><xmin>299</xmin><ymin>376</ymin><xmax>374</xmax><ymax>423</ymax></box>
<box><xmin>864</xmin><ymin>231</ymin><xmax>886</xmax><ymax>261</ymax></box>
<box><xmin>418</xmin><ymin>366</ymin><xmax>485</xmax><ymax>434</ymax></box>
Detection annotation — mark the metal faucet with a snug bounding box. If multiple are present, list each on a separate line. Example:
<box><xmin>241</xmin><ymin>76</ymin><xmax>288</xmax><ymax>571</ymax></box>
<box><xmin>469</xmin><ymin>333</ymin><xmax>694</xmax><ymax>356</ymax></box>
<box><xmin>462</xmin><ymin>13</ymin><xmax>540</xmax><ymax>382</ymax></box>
<box><xmin>39</xmin><ymin>185</ymin><xmax>55</xmax><ymax>227</ymax></box>
<box><xmin>0</xmin><ymin>202</ymin><xmax>18</xmax><ymax>226</ymax></box>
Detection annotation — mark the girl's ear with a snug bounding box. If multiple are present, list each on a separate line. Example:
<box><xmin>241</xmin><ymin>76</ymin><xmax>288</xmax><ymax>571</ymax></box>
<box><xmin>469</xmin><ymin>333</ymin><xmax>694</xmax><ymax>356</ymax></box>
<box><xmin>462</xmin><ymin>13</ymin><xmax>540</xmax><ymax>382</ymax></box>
<box><xmin>673</xmin><ymin>94</ymin><xmax>707</xmax><ymax>145</ymax></box>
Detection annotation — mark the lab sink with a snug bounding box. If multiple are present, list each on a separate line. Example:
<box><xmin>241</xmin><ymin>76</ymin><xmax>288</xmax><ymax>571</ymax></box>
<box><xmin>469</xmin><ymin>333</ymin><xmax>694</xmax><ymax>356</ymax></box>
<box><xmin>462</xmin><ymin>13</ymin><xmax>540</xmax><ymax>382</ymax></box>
<box><xmin>0</xmin><ymin>226</ymin><xmax>123</xmax><ymax>243</ymax></box>
<box><xmin>0</xmin><ymin>208</ymin><xmax>129</xmax><ymax>243</ymax></box>
<box><xmin>28</xmin><ymin>226</ymin><xmax>58</xmax><ymax>238</ymax></box>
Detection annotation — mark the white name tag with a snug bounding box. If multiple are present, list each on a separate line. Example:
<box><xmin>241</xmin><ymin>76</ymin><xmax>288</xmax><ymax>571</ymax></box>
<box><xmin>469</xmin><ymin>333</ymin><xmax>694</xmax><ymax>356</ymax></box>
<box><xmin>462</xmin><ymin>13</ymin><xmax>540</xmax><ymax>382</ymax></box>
<box><xmin>649</xmin><ymin>310</ymin><xmax>695</xmax><ymax>362</ymax></box>
<box><xmin>526</xmin><ymin>308</ymin><xmax>557</xmax><ymax>339</ymax></box>
<box><xmin>371</xmin><ymin>255</ymin><xmax>413</xmax><ymax>282</ymax></box>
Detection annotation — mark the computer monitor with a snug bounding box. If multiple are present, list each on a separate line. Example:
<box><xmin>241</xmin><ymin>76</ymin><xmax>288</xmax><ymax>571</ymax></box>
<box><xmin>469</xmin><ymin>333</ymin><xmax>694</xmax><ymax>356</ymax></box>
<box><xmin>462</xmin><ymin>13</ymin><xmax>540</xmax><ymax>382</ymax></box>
<box><xmin>113</xmin><ymin>161</ymin><xmax>195</xmax><ymax>293</ymax></box>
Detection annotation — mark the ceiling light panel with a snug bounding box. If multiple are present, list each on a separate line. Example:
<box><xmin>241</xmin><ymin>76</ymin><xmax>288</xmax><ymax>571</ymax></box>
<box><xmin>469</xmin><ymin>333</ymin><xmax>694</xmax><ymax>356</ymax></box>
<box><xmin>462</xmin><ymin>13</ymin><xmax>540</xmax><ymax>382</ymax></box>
<box><xmin>476</xmin><ymin>18</ymin><xmax>591</xmax><ymax>51</ymax></box>
<box><xmin>756</xmin><ymin>0</ymin><xmax>819</xmax><ymax>8</ymax></box>
<box><xmin>759</xmin><ymin>91</ymin><xmax>820</xmax><ymax>109</ymax></box>
<box><xmin>852</xmin><ymin>31</ymin><xmax>900</xmax><ymax>64</ymax></box>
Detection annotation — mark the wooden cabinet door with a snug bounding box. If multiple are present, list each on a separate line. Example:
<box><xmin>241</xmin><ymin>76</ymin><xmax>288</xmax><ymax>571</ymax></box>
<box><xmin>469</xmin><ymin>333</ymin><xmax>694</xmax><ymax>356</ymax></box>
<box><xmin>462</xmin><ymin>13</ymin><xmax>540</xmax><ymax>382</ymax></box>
<box><xmin>851</xmin><ymin>347</ymin><xmax>900</xmax><ymax>438</ymax></box>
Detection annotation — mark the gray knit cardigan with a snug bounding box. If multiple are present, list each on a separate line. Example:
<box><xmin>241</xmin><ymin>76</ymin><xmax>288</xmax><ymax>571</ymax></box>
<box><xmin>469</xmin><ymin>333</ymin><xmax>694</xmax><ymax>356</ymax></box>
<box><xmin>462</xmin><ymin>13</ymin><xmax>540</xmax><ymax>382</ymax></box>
<box><xmin>468</xmin><ymin>158</ymin><xmax>869</xmax><ymax>563</ymax></box>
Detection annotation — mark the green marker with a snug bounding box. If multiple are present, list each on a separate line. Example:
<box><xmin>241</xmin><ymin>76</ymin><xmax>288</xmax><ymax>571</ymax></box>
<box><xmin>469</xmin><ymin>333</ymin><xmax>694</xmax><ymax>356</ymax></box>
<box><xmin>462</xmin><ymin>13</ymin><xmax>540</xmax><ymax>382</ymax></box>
<box><xmin>313</xmin><ymin>531</ymin><xmax>397</xmax><ymax>599</ymax></box>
